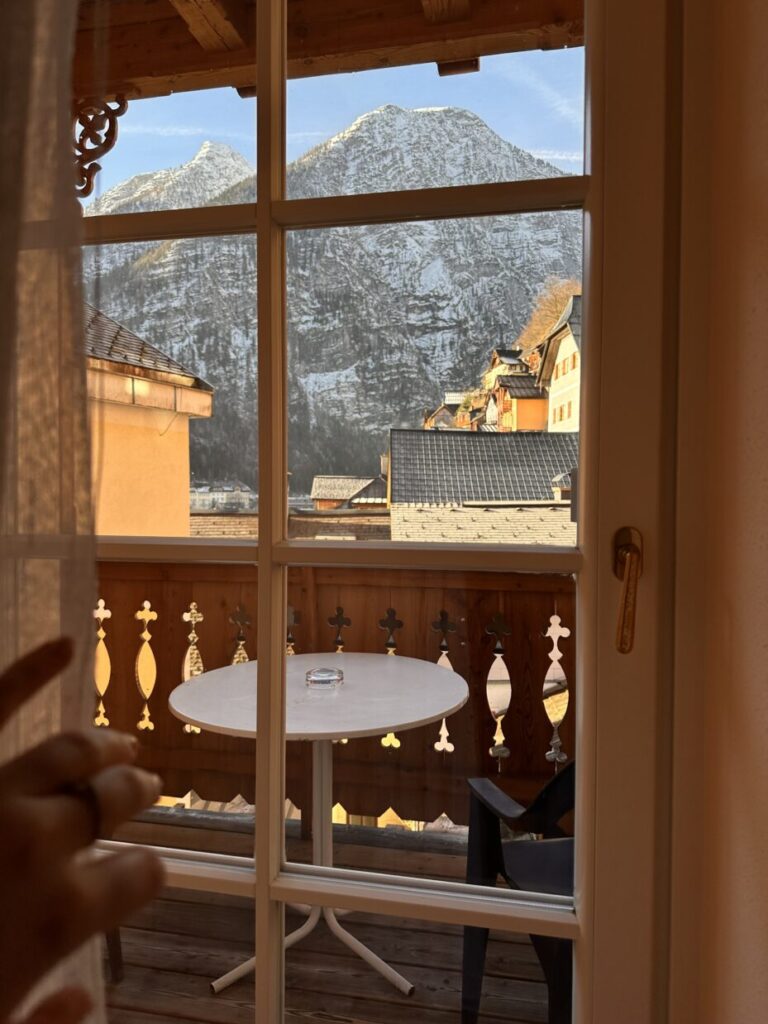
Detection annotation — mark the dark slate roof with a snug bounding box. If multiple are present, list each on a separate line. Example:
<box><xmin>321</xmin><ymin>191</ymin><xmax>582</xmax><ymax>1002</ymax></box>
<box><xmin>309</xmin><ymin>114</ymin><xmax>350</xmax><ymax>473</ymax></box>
<box><xmin>543</xmin><ymin>294</ymin><xmax>582</xmax><ymax>351</ymax></box>
<box><xmin>350</xmin><ymin>476</ymin><xmax>387</xmax><ymax>502</ymax></box>
<box><xmin>493</xmin><ymin>348</ymin><xmax>524</xmax><ymax>363</ymax></box>
<box><xmin>390</xmin><ymin>429</ymin><xmax>579</xmax><ymax>504</ymax></box>
<box><xmin>496</xmin><ymin>374</ymin><xmax>543</xmax><ymax>399</ymax></box>
<box><xmin>84</xmin><ymin>303</ymin><xmax>212</xmax><ymax>390</ymax></box>
<box><xmin>535</xmin><ymin>294</ymin><xmax>583</xmax><ymax>386</ymax></box>
<box><xmin>569</xmin><ymin>295</ymin><xmax>582</xmax><ymax>349</ymax></box>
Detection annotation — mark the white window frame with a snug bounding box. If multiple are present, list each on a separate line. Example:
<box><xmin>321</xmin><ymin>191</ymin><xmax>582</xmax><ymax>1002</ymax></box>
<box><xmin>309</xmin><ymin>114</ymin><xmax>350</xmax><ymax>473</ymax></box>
<box><xmin>85</xmin><ymin>0</ymin><xmax>680</xmax><ymax>1018</ymax></box>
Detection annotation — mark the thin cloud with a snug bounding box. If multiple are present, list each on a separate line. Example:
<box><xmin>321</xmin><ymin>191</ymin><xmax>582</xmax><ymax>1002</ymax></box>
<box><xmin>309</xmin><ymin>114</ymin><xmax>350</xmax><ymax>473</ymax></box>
<box><xmin>120</xmin><ymin>123</ymin><xmax>254</xmax><ymax>143</ymax></box>
<box><xmin>288</xmin><ymin>130</ymin><xmax>328</xmax><ymax>141</ymax></box>
<box><xmin>493</xmin><ymin>65</ymin><xmax>583</xmax><ymax>128</ymax></box>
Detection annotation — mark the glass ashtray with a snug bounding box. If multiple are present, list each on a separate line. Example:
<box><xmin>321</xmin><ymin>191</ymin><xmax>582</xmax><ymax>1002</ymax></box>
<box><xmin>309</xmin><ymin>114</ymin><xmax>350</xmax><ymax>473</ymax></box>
<box><xmin>305</xmin><ymin>667</ymin><xmax>344</xmax><ymax>690</ymax></box>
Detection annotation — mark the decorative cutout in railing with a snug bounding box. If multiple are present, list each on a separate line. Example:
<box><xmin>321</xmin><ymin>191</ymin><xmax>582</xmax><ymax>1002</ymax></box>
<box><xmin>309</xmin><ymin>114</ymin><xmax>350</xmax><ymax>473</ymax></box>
<box><xmin>379</xmin><ymin>607</ymin><xmax>403</xmax><ymax>749</ymax></box>
<box><xmin>432</xmin><ymin>610</ymin><xmax>457</xmax><ymax>754</ymax></box>
<box><xmin>95</xmin><ymin>560</ymin><xmax>577</xmax><ymax>821</ymax></box>
<box><xmin>542</xmin><ymin>612</ymin><xmax>571</xmax><ymax>769</ymax></box>
<box><xmin>230</xmin><ymin>605</ymin><xmax>251</xmax><ymax>665</ymax></box>
<box><xmin>93</xmin><ymin>598</ymin><xmax>112</xmax><ymax>727</ymax></box>
<box><xmin>378</xmin><ymin>607</ymin><xmax>403</xmax><ymax>654</ymax></box>
<box><xmin>135</xmin><ymin>601</ymin><xmax>158</xmax><ymax>731</ymax></box>
<box><xmin>328</xmin><ymin>606</ymin><xmax>350</xmax><ymax>653</ymax></box>
<box><xmin>287</xmin><ymin>606</ymin><xmax>300</xmax><ymax>656</ymax></box>
<box><xmin>181</xmin><ymin>602</ymin><xmax>204</xmax><ymax>734</ymax></box>
<box><xmin>485</xmin><ymin>612</ymin><xmax>512</xmax><ymax>771</ymax></box>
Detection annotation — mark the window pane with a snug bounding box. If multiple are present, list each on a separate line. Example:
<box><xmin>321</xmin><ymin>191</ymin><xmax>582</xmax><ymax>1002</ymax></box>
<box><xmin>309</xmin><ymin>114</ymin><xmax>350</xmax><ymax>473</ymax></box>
<box><xmin>95</xmin><ymin>560</ymin><xmax>257</xmax><ymax>856</ymax></box>
<box><xmin>283</xmin><ymin>565</ymin><xmax>576</xmax><ymax>891</ymax></box>
<box><xmin>85</xmin><ymin>236</ymin><xmax>257</xmax><ymax>539</ymax></box>
<box><xmin>106</xmin><ymin>887</ymin><xmax>571</xmax><ymax>1024</ymax></box>
<box><xmin>283</xmin><ymin>911</ymin><xmax>570</xmax><ymax>1023</ymax></box>
<box><xmin>76</xmin><ymin>88</ymin><xmax>255</xmax><ymax>216</ymax></box>
<box><xmin>287</xmin><ymin>42</ymin><xmax>584</xmax><ymax>198</ymax></box>
<box><xmin>287</xmin><ymin>214</ymin><xmax>582</xmax><ymax>545</ymax></box>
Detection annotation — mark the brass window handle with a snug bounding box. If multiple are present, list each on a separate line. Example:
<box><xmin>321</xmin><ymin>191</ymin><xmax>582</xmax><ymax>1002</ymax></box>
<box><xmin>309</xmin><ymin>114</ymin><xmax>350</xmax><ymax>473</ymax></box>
<box><xmin>613</xmin><ymin>528</ymin><xmax>643</xmax><ymax>654</ymax></box>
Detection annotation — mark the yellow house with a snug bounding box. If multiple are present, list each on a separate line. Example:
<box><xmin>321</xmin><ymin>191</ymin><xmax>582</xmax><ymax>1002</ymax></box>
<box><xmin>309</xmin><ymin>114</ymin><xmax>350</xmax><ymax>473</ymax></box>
<box><xmin>488</xmin><ymin>373</ymin><xmax>548</xmax><ymax>431</ymax></box>
<box><xmin>535</xmin><ymin>294</ymin><xmax>581</xmax><ymax>432</ymax></box>
<box><xmin>85</xmin><ymin>304</ymin><xmax>213</xmax><ymax>536</ymax></box>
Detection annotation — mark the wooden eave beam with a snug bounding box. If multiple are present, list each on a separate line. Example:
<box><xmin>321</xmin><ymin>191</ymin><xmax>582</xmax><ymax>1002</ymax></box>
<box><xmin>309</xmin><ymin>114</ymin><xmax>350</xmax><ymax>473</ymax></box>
<box><xmin>168</xmin><ymin>0</ymin><xmax>252</xmax><ymax>52</ymax></box>
<box><xmin>73</xmin><ymin>0</ymin><xmax>583</xmax><ymax>100</ymax></box>
<box><xmin>421</xmin><ymin>0</ymin><xmax>471</xmax><ymax>25</ymax></box>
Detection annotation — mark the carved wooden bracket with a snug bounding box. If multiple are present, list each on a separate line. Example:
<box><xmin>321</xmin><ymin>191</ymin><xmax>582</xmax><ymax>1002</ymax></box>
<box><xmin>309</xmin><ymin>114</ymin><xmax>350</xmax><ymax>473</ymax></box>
<box><xmin>73</xmin><ymin>95</ymin><xmax>128</xmax><ymax>198</ymax></box>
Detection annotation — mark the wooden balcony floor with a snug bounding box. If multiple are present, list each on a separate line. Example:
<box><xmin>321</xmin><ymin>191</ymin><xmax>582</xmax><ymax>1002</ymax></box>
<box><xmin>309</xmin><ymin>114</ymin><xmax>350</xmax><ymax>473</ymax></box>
<box><xmin>106</xmin><ymin>889</ymin><xmax>549</xmax><ymax>1024</ymax></box>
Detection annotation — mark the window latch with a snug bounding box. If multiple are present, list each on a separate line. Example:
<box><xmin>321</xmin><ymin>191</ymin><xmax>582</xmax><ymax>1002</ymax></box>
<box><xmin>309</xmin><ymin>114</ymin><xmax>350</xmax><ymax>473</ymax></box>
<box><xmin>613</xmin><ymin>527</ymin><xmax>643</xmax><ymax>654</ymax></box>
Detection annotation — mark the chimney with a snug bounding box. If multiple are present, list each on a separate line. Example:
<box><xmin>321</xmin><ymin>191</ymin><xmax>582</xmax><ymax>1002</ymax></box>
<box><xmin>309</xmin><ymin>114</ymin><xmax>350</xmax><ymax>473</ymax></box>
<box><xmin>551</xmin><ymin>471</ymin><xmax>572</xmax><ymax>503</ymax></box>
<box><xmin>380</xmin><ymin>452</ymin><xmax>389</xmax><ymax>479</ymax></box>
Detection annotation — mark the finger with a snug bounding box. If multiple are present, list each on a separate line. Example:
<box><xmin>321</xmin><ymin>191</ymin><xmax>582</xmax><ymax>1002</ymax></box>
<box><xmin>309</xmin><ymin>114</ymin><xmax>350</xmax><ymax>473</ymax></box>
<box><xmin>0</xmin><ymin>638</ymin><xmax>72</xmax><ymax>729</ymax></box>
<box><xmin>20</xmin><ymin>988</ymin><xmax>93</xmax><ymax>1024</ymax></box>
<box><xmin>33</xmin><ymin>765</ymin><xmax>162</xmax><ymax>855</ymax></box>
<box><xmin>46</xmin><ymin>850</ymin><xmax>164</xmax><ymax>965</ymax></box>
<box><xmin>0</xmin><ymin>728</ymin><xmax>139</xmax><ymax>796</ymax></box>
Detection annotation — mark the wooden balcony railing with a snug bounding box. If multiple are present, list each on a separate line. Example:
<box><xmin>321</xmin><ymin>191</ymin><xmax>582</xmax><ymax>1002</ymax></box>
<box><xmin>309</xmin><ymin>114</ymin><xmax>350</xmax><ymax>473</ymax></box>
<box><xmin>95</xmin><ymin>562</ymin><xmax>575</xmax><ymax>825</ymax></box>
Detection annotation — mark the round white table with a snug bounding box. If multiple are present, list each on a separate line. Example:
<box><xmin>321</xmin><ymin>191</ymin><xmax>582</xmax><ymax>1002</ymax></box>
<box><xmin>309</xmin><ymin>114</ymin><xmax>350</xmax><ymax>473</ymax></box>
<box><xmin>169</xmin><ymin>652</ymin><xmax>468</xmax><ymax>996</ymax></box>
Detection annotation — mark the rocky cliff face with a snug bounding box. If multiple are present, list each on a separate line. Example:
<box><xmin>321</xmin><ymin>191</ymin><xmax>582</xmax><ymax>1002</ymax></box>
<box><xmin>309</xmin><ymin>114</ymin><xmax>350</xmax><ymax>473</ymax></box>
<box><xmin>83</xmin><ymin>107</ymin><xmax>581</xmax><ymax>490</ymax></box>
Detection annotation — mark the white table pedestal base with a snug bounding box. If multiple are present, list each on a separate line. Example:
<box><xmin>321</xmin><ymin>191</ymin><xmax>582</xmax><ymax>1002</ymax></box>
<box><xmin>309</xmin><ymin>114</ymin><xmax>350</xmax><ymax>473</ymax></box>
<box><xmin>210</xmin><ymin>740</ymin><xmax>415</xmax><ymax>997</ymax></box>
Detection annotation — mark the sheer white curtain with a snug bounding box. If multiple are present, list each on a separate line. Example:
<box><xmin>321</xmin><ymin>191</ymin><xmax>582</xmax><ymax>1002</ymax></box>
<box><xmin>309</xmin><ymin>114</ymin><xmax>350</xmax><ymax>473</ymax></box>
<box><xmin>0</xmin><ymin>0</ymin><xmax>105</xmax><ymax>1019</ymax></box>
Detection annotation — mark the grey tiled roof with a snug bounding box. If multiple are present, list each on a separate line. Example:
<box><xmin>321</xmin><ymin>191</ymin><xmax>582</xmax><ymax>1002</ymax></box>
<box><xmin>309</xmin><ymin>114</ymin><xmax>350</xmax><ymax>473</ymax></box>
<box><xmin>84</xmin><ymin>303</ymin><xmax>212</xmax><ymax>389</ymax></box>
<box><xmin>391</xmin><ymin>504</ymin><xmax>576</xmax><ymax>545</ymax></box>
<box><xmin>535</xmin><ymin>294</ymin><xmax>582</xmax><ymax>386</ymax></box>
<box><xmin>310</xmin><ymin>475</ymin><xmax>375</xmax><ymax>500</ymax></box>
<box><xmin>568</xmin><ymin>295</ymin><xmax>582</xmax><ymax>349</ymax></box>
<box><xmin>493</xmin><ymin>348</ymin><xmax>524</xmax><ymax>363</ymax></box>
<box><xmin>495</xmin><ymin>374</ymin><xmax>543</xmax><ymax>398</ymax></box>
<box><xmin>543</xmin><ymin>294</ymin><xmax>582</xmax><ymax>351</ymax></box>
<box><xmin>350</xmin><ymin>477</ymin><xmax>387</xmax><ymax>502</ymax></box>
<box><xmin>389</xmin><ymin>429</ymin><xmax>579</xmax><ymax>504</ymax></box>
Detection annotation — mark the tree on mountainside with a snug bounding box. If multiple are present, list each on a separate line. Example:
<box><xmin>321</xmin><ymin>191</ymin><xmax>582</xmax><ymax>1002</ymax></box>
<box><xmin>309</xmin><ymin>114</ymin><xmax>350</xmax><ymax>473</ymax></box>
<box><xmin>515</xmin><ymin>277</ymin><xmax>582</xmax><ymax>353</ymax></box>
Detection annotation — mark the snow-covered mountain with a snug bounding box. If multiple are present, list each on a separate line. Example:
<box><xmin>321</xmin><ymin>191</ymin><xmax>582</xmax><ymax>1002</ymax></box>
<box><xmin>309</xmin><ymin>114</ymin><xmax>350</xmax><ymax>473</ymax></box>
<box><xmin>83</xmin><ymin>106</ymin><xmax>582</xmax><ymax>490</ymax></box>
<box><xmin>85</xmin><ymin>140</ymin><xmax>253</xmax><ymax>215</ymax></box>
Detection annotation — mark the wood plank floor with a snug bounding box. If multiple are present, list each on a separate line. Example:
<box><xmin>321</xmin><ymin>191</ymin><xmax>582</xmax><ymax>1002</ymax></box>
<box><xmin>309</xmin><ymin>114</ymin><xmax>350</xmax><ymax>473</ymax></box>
<box><xmin>106</xmin><ymin>889</ymin><xmax>549</xmax><ymax>1024</ymax></box>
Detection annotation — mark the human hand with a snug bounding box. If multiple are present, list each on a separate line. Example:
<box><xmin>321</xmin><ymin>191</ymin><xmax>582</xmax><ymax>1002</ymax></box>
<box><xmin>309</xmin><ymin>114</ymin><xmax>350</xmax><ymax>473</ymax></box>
<box><xmin>0</xmin><ymin>638</ymin><xmax>165</xmax><ymax>1024</ymax></box>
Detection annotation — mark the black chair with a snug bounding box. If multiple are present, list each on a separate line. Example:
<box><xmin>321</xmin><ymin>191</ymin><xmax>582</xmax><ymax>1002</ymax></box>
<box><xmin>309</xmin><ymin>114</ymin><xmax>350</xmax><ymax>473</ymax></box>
<box><xmin>462</xmin><ymin>762</ymin><xmax>575</xmax><ymax>1024</ymax></box>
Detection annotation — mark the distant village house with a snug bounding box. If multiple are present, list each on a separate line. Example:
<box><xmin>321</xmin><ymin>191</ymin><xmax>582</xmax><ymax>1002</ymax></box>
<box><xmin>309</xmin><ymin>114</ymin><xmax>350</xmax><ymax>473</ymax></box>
<box><xmin>535</xmin><ymin>294</ymin><xmax>582</xmax><ymax>433</ymax></box>
<box><xmin>86</xmin><ymin>304</ymin><xmax>212</xmax><ymax>537</ymax></box>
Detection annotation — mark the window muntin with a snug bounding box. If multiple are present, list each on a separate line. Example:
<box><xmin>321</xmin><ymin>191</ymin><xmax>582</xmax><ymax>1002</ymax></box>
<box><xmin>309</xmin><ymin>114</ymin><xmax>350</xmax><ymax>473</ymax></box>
<box><xmin>286</xmin><ymin>213</ymin><xmax>582</xmax><ymax>547</ymax></box>
<box><xmin>282</xmin><ymin>565</ymin><xmax>576</xmax><ymax>894</ymax></box>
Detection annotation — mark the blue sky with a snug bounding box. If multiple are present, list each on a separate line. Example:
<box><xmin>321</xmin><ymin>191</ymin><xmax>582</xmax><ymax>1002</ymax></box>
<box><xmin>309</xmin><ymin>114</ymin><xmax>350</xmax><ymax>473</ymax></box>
<box><xmin>92</xmin><ymin>47</ymin><xmax>584</xmax><ymax>197</ymax></box>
